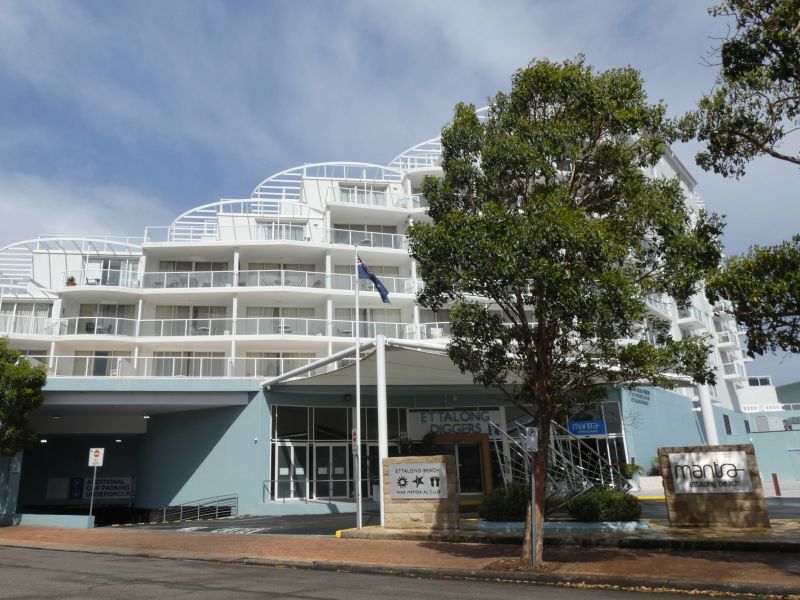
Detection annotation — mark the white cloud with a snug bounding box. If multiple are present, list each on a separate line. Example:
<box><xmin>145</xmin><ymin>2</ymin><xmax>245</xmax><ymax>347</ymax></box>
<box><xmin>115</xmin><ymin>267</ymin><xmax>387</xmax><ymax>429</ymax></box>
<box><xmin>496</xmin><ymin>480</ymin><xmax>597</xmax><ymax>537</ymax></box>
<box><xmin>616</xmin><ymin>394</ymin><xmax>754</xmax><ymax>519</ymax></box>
<box><xmin>0</xmin><ymin>170</ymin><xmax>173</xmax><ymax>249</ymax></box>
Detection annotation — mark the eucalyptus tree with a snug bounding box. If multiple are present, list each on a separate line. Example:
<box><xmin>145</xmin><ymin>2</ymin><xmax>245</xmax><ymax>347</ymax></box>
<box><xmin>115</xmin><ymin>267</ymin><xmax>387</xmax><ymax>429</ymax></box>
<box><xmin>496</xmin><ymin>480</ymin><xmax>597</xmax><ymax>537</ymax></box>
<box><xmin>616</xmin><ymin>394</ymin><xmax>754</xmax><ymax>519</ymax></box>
<box><xmin>408</xmin><ymin>58</ymin><xmax>723</xmax><ymax>565</ymax></box>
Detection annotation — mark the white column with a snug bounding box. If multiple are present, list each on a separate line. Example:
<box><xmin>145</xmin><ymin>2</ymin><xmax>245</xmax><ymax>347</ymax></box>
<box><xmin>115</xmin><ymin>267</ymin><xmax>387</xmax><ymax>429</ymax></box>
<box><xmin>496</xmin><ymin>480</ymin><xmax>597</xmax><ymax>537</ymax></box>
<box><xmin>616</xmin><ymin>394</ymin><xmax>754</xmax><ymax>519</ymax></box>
<box><xmin>697</xmin><ymin>384</ymin><xmax>720</xmax><ymax>446</ymax></box>
<box><xmin>410</xmin><ymin>259</ymin><xmax>420</xmax><ymax>339</ymax></box>
<box><xmin>376</xmin><ymin>334</ymin><xmax>388</xmax><ymax>526</ymax></box>
<box><xmin>354</xmin><ymin>246</ymin><xmax>363</xmax><ymax>529</ymax></box>
<box><xmin>325</xmin><ymin>251</ymin><xmax>333</xmax><ymax>356</ymax></box>
<box><xmin>230</xmin><ymin>295</ymin><xmax>238</xmax><ymax>376</ymax></box>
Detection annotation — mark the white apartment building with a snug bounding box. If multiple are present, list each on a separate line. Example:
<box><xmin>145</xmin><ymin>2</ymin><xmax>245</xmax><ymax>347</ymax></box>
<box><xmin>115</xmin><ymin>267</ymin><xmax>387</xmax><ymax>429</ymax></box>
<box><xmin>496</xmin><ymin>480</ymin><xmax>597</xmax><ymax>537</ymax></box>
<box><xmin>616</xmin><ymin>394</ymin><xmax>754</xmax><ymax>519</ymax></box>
<box><xmin>1</xmin><ymin>118</ymin><xmax>795</xmax><ymax>522</ymax></box>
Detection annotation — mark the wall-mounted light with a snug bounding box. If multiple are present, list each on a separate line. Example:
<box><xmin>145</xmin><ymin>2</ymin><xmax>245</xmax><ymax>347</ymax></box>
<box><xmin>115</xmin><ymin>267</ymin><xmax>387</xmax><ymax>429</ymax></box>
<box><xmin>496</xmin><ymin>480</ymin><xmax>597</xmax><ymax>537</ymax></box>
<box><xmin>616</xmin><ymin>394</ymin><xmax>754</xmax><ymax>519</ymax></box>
<box><xmin>39</xmin><ymin>439</ymin><xmax>48</xmax><ymax>444</ymax></box>
<box><xmin>343</xmin><ymin>394</ymin><xmax>352</xmax><ymax>402</ymax></box>
<box><xmin>143</xmin><ymin>415</ymin><xmax>150</xmax><ymax>420</ymax></box>
<box><xmin>52</xmin><ymin>415</ymin><xmax>62</xmax><ymax>420</ymax></box>
<box><xmin>115</xmin><ymin>439</ymin><xmax>122</xmax><ymax>443</ymax></box>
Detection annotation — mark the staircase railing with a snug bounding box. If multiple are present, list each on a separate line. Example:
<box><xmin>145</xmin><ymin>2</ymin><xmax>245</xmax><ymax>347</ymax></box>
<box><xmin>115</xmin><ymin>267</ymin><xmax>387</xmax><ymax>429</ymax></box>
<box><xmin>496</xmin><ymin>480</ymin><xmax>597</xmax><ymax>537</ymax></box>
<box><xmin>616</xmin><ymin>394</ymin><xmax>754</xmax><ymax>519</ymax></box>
<box><xmin>150</xmin><ymin>494</ymin><xmax>238</xmax><ymax>523</ymax></box>
<box><xmin>489</xmin><ymin>420</ymin><xmax>630</xmax><ymax>516</ymax></box>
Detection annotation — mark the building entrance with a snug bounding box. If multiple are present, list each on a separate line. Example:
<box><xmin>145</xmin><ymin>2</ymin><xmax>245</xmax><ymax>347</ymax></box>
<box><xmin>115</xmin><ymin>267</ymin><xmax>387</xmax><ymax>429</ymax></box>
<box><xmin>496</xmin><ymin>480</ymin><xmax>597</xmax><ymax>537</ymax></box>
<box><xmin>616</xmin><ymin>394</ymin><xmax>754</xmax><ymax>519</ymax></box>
<box><xmin>274</xmin><ymin>442</ymin><xmax>308</xmax><ymax>500</ymax></box>
<box><xmin>313</xmin><ymin>444</ymin><xmax>349</xmax><ymax>499</ymax></box>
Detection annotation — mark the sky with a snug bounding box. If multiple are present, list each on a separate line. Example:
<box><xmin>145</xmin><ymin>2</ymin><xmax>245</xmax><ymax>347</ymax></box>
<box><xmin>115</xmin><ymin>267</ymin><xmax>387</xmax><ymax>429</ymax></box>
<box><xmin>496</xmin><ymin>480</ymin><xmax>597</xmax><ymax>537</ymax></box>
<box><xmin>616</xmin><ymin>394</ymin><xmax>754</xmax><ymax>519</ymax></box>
<box><xmin>0</xmin><ymin>0</ymin><xmax>797</xmax><ymax>383</ymax></box>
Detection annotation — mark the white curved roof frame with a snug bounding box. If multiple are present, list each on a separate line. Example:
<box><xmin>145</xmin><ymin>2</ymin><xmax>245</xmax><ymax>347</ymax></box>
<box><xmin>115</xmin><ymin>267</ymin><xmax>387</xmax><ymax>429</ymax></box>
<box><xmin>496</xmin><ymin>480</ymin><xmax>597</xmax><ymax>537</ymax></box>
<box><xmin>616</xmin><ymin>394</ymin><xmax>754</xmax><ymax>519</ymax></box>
<box><xmin>389</xmin><ymin>106</ymin><xmax>491</xmax><ymax>171</ymax></box>
<box><xmin>251</xmin><ymin>162</ymin><xmax>405</xmax><ymax>201</ymax></box>
<box><xmin>0</xmin><ymin>236</ymin><xmax>142</xmax><ymax>282</ymax></box>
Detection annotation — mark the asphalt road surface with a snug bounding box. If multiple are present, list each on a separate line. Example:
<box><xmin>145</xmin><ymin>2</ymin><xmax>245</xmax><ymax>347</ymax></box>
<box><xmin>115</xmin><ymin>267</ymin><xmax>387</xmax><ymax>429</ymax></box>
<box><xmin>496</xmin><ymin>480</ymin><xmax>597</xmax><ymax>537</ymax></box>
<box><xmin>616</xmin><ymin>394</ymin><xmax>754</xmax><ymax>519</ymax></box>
<box><xmin>0</xmin><ymin>547</ymin><xmax>698</xmax><ymax>600</ymax></box>
<box><xmin>122</xmin><ymin>498</ymin><xmax>800</xmax><ymax>536</ymax></box>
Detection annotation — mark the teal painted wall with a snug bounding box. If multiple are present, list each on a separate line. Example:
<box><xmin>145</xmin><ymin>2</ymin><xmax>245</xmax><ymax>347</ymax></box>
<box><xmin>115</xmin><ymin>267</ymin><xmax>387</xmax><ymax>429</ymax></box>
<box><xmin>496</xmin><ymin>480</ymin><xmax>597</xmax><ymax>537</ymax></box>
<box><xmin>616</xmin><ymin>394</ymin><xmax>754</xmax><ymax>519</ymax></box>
<box><xmin>620</xmin><ymin>387</ymin><xmax>706</xmax><ymax>470</ymax></box>
<box><xmin>18</xmin><ymin>437</ymin><xmax>139</xmax><ymax>507</ymax></box>
<box><xmin>135</xmin><ymin>392</ymin><xmax>269</xmax><ymax>514</ymax></box>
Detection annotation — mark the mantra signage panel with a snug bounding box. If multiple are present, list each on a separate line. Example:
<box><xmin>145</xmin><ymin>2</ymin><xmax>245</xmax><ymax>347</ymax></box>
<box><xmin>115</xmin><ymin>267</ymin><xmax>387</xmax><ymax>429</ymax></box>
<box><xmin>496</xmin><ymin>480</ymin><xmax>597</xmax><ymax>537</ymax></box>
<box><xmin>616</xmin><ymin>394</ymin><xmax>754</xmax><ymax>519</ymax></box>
<box><xmin>668</xmin><ymin>450</ymin><xmax>753</xmax><ymax>494</ymax></box>
<box><xmin>389</xmin><ymin>463</ymin><xmax>448</xmax><ymax>499</ymax></box>
<box><xmin>568</xmin><ymin>419</ymin><xmax>606</xmax><ymax>437</ymax></box>
<box><xmin>407</xmin><ymin>409</ymin><xmax>501</xmax><ymax>439</ymax></box>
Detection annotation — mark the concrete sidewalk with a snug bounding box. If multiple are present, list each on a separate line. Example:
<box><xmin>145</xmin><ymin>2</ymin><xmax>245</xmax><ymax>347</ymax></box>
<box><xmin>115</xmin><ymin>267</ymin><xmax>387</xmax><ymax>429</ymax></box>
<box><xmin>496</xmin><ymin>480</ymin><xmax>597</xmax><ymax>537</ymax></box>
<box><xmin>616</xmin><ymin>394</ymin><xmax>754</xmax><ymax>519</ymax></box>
<box><xmin>0</xmin><ymin>524</ymin><xmax>798</xmax><ymax>598</ymax></box>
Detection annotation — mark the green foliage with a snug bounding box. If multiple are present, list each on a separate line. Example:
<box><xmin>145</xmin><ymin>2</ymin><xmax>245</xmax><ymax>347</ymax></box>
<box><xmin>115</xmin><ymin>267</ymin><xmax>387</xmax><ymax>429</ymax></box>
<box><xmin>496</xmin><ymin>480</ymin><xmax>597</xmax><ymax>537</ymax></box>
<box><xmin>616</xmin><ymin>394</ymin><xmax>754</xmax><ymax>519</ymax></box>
<box><xmin>478</xmin><ymin>483</ymin><xmax>530</xmax><ymax>521</ymax></box>
<box><xmin>565</xmin><ymin>486</ymin><xmax>642</xmax><ymax>522</ymax></box>
<box><xmin>408</xmin><ymin>57</ymin><xmax>722</xmax><ymax>563</ymax></box>
<box><xmin>616</xmin><ymin>462</ymin><xmax>645</xmax><ymax>479</ymax></box>
<box><xmin>409</xmin><ymin>57</ymin><xmax>721</xmax><ymax>422</ymax></box>
<box><xmin>707</xmin><ymin>235</ymin><xmax>800</xmax><ymax>355</ymax></box>
<box><xmin>681</xmin><ymin>0</ymin><xmax>800</xmax><ymax>176</ymax></box>
<box><xmin>0</xmin><ymin>338</ymin><xmax>47</xmax><ymax>456</ymax></box>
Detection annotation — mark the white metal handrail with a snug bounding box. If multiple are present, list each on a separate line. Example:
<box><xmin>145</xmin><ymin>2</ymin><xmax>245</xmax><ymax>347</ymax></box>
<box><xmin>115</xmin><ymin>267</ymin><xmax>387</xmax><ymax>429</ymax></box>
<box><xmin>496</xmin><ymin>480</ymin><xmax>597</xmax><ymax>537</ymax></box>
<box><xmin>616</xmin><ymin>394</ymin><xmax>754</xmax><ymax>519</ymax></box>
<box><xmin>139</xmin><ymin>317</ymin><xmax>233</xmax><ymax>337</ymax></box>
<box><xmin>59</xmin><ymin>316</ymin><xmax>138</xmax><ymax>336</ymax></box>
<box><xmin>142</xmin><ymin>270</ymin><xmax>235</xmax><ymax>289</ymax></box>
<box><xmin>330</xmin><ymin>187</ymin><xmax>428</xmax><ymax>210</ymax></box>
<box><xmin>63</xmin><ymin>268</ymin><xmax>140</xmax><ymax>288</ymax></box>
<box><xmin>327</xmin><ymin>228</ymin><xmax>407</xmax><ymax>250</ymax></box>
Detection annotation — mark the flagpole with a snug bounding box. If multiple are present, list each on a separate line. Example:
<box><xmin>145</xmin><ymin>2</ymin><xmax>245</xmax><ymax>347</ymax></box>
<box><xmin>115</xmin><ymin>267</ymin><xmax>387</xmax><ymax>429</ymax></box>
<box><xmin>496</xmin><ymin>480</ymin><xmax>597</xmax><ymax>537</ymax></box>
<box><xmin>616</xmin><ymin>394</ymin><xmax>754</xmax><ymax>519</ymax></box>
<box><xmin>354</xmin><ymin>245</ymin><xmax>363</xmax><ymax>529</ymax></box>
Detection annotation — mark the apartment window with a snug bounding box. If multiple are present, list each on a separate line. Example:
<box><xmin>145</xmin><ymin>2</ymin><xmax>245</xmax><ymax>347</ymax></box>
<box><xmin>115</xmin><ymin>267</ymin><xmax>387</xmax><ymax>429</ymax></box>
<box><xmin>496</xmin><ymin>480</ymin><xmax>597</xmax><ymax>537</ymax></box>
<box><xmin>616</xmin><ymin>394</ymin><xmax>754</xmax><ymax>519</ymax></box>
<box><xmin>72</xmin><ymin>351</ymin><xmax>132</xmax><ymax>377</ymax></box>
<box><xmin>78</xmin><ymin>304</ymin><xmax>136</xmax><ymax>335</ymax></box>
<box><xmin>153</xmin><ymin>305</ymin><xmax>227</xmax><ymax>335</ymax></box>
<box><xmin>0</xmin><ymin>302</ymin><xmax>52</xmax><ymax>335</ymax></box>
<box><xmin>83</xmin><ymin>258</ymin><xmax>139</xmax><ymax>286</ymax></box>
<box><xmin>723</xmin><ymin>414</ymin><xmax>732</xmax><ymax>435</ymax></box>
<box><xmin>744</xmin><ymin>420</ymin><xmax>751</xmax><ymax>434</ymax></box>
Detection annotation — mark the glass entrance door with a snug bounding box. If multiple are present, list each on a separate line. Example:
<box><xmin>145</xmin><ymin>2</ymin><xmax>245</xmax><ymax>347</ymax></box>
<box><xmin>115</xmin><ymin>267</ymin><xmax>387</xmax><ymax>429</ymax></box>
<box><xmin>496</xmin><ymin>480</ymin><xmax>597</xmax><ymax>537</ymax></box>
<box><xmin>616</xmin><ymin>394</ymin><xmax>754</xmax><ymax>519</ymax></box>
<box><xmin>455</xmin><ymin>443</ymin><xmax>484</xmax><ymax>495</ymax></box>
<box><xmin>275</xmin><ymin>442</ymin><xmax>308</xmax><ymax>500</ymax></box>
<box><xmin>314</xmin><ymin>444</ymin><xmax>349</xmax><ymax>499</ymax></box>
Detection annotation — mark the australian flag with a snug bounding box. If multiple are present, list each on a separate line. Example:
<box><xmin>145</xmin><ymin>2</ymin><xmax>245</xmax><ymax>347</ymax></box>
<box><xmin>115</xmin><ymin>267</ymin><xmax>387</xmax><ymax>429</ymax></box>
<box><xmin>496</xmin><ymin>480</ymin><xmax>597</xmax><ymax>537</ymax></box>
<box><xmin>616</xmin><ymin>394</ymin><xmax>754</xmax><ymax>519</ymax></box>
<box><xmin>357</xmin><ymin>256</ymin><xmax>390</xmax><ymax>304</ymax></box>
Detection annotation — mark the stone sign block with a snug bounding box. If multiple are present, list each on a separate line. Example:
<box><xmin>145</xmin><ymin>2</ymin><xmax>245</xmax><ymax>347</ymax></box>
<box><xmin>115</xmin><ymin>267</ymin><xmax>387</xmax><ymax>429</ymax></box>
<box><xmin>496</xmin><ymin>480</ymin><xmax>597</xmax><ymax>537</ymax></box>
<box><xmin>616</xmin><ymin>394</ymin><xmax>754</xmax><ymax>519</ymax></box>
<box><xmin>382</xmin><ymin>455</ymin><xmax>458</xmax><ymax>530</ymax></box>
<box><xmin>658</xmin><ymin>444</ymin><xmax>769</xmax><ymax>528</ymax></box>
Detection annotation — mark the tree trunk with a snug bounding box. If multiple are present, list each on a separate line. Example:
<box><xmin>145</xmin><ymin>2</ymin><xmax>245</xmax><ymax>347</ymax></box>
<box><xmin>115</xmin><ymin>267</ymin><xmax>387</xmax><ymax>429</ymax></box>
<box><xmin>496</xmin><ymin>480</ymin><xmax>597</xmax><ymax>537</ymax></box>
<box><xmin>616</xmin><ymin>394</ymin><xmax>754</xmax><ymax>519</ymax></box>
<box><xmin>521</xmin><ymin>415</ymin><xmax>550</xmax><ymax>567</ymax></box>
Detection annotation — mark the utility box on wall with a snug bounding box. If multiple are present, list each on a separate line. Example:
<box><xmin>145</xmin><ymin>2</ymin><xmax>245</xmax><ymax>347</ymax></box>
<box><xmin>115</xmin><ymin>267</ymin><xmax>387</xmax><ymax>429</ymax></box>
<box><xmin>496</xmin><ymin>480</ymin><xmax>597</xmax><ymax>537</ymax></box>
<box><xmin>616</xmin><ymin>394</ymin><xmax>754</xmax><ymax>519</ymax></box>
<box><xmin>382</xmin><ymin>455</ymin><xmax>458</xmax><ymax>530</ymax></box>
<box><xmin>658</xmin><ymin>444</ymin><xmax>769</xmax><ymax>528</ymax></box>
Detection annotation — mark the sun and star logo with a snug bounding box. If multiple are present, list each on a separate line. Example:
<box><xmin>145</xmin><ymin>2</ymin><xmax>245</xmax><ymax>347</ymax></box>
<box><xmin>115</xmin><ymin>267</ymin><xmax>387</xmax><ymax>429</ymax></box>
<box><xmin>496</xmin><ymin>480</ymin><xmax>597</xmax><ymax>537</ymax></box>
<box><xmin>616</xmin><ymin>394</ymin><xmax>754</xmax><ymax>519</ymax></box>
<box><xmin>396</xmin><ymin>475</ymin><xmax>425</xmax><ymax>488</ymax></box>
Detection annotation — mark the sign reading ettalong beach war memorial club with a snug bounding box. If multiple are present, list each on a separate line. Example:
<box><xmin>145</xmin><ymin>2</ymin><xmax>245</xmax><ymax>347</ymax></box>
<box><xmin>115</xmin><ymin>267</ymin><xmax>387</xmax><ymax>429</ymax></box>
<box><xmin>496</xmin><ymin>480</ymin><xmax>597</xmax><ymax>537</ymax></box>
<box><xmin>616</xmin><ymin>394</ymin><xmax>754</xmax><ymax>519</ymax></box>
<box><xmin>389</xmin><ymin>462</ymin><xmax>448</xmax><ymax>499</ymax></box>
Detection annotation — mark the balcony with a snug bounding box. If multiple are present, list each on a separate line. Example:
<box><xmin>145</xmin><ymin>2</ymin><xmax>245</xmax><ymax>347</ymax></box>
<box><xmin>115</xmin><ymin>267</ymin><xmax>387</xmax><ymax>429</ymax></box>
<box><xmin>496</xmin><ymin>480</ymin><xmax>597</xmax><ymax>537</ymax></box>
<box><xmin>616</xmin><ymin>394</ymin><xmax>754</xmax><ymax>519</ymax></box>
<box><xmin>677</xmin><ymin>306</ymin><xmax>709</xmax><ymax>329</ymax></box>
<box><xmin>46</xmin><ymin>354</ymin><xmax>320</xmax><ymax>379</ymax></box>
<box><xmin>716</xmin><ymin>331</ymin><xmax>740</xmax><ymax>348</ymax></box>
<box><xmin>0</xmin><ymin>315</ymin><xmax>58</xmax><ymax>336</ymax></box>
<box><xmin>328</xmin><ymin>228</ymin><xmax>408</xmax><ymax>250</ymax></box>
<box><xmin>139</xmin><ymin>318</ymin><xmax>233</xmax><ymax>337</ymax></box>
<box><xmin>644</xmin><ymin>295</ymin><xmax>675</xmax><ymax>319</ymax></box>
<box><xmin>237</xmin><ymin>317</ymin><xmax>327</xmax><ymax>336</ymax></box>
<box><xmin>59</xmin><ymin>317</ymin><xmax>137</xmax><ymax>336</ymax></box>
<box><xmin>142</xmin><ymin>271</ymin><xmax>235</xmax><ymax>289</ymax></box>
<box><xmin>331</xmin><ymin>187</ymin><xmax>427</xmax><ymax>210</ymax></box>
<box><xmin>64</xmin><ymin>269</ymin><xmax>139</xmax><ymax>288</ymax></box>
<box><xmin>722</xmin><ymin>362</ymin><xmax>746</xmax><ymax>380</ymax></box>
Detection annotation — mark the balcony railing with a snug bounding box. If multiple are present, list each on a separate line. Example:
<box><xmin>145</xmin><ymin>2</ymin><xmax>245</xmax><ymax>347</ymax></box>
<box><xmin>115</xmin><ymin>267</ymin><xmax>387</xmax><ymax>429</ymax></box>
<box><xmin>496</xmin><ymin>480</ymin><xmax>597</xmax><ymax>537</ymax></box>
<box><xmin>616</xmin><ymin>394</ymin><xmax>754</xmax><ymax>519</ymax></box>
<box><xmin>143</xmin><ymin>223</ymin><xmax>409</xmax><ymax>249</ymax></box>
<box><xmin>677</xmin><ymin>306</ymin><xmax>709</xmax><ymax>328</ymax></box>
<box><xmin>0</xmin><ymin>315</ymin><xmax>58</xmax><ymax>336</ymax></box>
<box><xmin>331</xmin><ymin>187</ymin><xmax>428</xmax><ymax>210</ymax></box>
<box><xmin>142</xmin><ymin>271</ymin><xmax>235</xmax><ymax>289</ymax></box>
<box><xmin>644</xmin><ymin>295</ymin><xmax>675</xmax><ymax>318</ymax></box>
<box><xmin>237</xmin><ymin>317</ymin><xmax>328</xmax><ymax>336</ymax></box>
<box><xmin>63</xmin><ymin>269</ymin><xmax>140</xmax><ymax>288</ymax></box>
<box><xmin>45</xmin><ymin>355</ymin><xmax>319</xmax><ymax>379</ymax></box>
<box><xmin>722</xmin><ymin>362</ymin><xmax>746</xmax><ymax>379</ymax></box>
<box><xmin>139</xmin><ymin>318</ymin><xmax>233</xmax><ymax>337</ymax></box>
<box><xmin>328</xmin><ymin>228</ymin><xmax>408</xmax><ymax>250</ymax></box>
<box><xmin>716</xmin><ymin>331</ymin><xmax>740</xmax><ymax>347</ymax></box>
<box><xmin>59</xmin><ymin>317</ymin><xmax>138</xmax><ymax>336</ymax></box>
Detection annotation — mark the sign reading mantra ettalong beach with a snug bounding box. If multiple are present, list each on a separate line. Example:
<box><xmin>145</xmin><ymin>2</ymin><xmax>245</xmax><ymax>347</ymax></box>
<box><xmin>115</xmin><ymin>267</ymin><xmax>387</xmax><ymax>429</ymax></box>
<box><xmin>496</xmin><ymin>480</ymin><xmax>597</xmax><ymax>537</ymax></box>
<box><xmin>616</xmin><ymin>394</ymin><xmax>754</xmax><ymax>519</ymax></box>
<box><xmin>668</xmin><ymin>450</ymin><xmax>753</xmax><ymax>494</ymax></box>
<box><xmin>389</xmin><ymin>463</ymin><xmax>448</xmax><ymax>499</ymax></box>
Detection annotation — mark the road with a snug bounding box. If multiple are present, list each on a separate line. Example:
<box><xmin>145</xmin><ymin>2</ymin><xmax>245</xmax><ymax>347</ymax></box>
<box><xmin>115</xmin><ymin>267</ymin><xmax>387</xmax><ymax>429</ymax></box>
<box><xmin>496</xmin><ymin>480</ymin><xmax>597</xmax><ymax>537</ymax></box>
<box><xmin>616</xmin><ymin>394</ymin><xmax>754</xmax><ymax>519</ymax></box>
<box><xmin>0</xmin><ymin>547</ymin><xmax>697</xmax><ymax>600</ymax></box>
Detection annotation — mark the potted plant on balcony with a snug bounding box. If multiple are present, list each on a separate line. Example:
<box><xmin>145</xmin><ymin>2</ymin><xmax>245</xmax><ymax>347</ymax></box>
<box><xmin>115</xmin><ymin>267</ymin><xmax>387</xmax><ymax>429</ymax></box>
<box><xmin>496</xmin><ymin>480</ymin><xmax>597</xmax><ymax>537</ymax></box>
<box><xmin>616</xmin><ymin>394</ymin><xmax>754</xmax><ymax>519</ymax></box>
<box><xmin>65</xmin><ymin>275</ymin><xmax>77</xmax><ymax>287</ymax></box>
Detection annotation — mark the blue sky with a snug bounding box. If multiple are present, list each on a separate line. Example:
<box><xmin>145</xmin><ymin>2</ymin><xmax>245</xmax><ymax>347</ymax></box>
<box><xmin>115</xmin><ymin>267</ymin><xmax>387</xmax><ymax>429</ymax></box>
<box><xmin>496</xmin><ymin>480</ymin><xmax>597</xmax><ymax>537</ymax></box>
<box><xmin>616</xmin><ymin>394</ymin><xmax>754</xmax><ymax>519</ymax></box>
<box><xmin>0</xmin><ymin>0</ymin><xmax>798</xmax><ymax>382</ymax></box>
